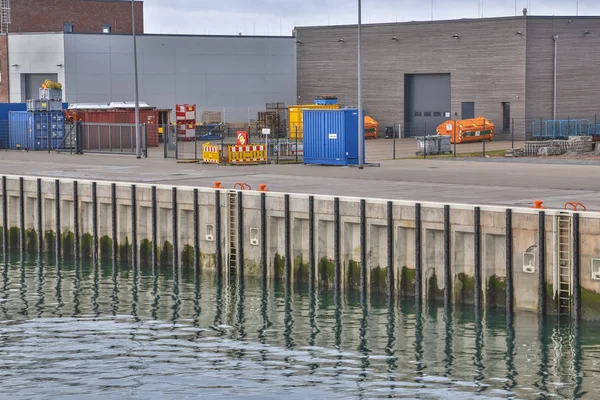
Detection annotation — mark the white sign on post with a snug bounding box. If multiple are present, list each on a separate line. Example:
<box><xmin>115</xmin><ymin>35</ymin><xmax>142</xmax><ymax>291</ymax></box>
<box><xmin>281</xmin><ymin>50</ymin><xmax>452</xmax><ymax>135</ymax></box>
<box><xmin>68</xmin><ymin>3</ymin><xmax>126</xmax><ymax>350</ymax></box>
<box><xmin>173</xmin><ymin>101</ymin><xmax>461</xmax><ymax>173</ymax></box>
<box><xmin>262</xmin><ymin>128</ymin><xmax>270</xmax><ymax>164</ymax></box>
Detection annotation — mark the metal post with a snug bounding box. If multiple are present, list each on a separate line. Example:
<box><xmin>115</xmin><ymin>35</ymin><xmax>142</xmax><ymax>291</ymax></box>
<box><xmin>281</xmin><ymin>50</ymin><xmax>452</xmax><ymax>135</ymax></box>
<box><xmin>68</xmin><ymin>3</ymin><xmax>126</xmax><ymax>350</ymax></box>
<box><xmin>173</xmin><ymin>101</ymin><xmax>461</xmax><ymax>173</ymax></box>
<box><xmin>360</xmin><ymin>199</ymin><xmax>367</xmax><ymax>306</ymax></box>
<box><xmin>511</xmin><ymin>117</ymin><xmax>515</xmax><ymax>148</ymax></box>
<box><xmin>506</xmin><ymin>209</ymin><xmax>513</xmax><ymax>314</ymax></box>
<box><xmin>309</xmin><ymin>196</ymin><xmax>315</xmax><ymax>296</ymax></box>
<box><xmin>453</xmin><ymin>120</ymin><xmax>457</xmax><ymax>157</ymax></box>
<box><xmin>132</xmin><ymin>0</ymin><xmax>141</xmax><ymax>159</ymax></box>
<box><xmin>19</xmin><ymin>177</ymin><xmax>24</xmax><ymax>253</ymax></box>
<box><xmin>151</xmin><ymin>186</ymin><xmax>157</xmax><ymax>268</ymax></box>
<box><xmin>73</xmin><ymin>181</ymin><xmax>79</xmax><ymax>263</ymax></box>
<box><xmin>172</xmin><ymin>187</ymin><xmax>178</xmax><ymax>271</ymax></box>
<box><xmin>393</xmin><ymin>125</ymin><xmax>397</xmax><ymax>160</ymax></box>
<box><xmin>444</xmin><ymin>205</ymin><xmax>451</xmax><ymax>313</ymax></box>
<box><xmin>260</xmin><ymin>192</ymin><xmax>267</xmax><ymax>286</ymax></box>
<box><xmin>111</xmin><ymin>183</ymin><xmax>118</xmax><ymax>268</ymax></box>
<box><xmin>553</xmin><ymin>34</ymin><xmax>558</xmax><ymax>121</ymax></box>
<box><xmin>131</xmin><ymin>185</ymin><xmax>137</xmax><ymax>268</ymax></box>
<box><xmin>387</xmin><ymin>201</ymin><xmax>394</xmax><ymax>302</ymax></box>
<box><xmin>358</xmin><ymin>0</ymin><xmax>364</xmax><ymax>169</ymax></box>
<box><xmin>573</xmin><ymin>213</ymin><xmax>581</xmax><ymax>321</ymax></box>
<box><xmin>474</xmin><ymin>207</ymin><xmax>481</xmax><ymax>313</ymax></box>
<box><xmin>2</xmin><ymin>176</ymin><xmax>7</xmax><ymax>255</ymax></box>
<box><xmin>415</xmin><ymin>203</ymin><xmax>422</xmax><ymax>305</ymax></box>
<box><xmin>334</xmin><ymin>197</ymin><xmax>341</xmax><ymax>298</ymax></box>
<box><xmin>295</xmin><ymin>127</ymin><xmax>299</xmax><ymax>164</ymax></box>
<box><xmin>55</xmin><ymin>180</ymin><xmax>61</xmax><ymax>259</ymax></box>
<box><xmin>284</xmin><ymin>194</ymin><xmax>291</xmax><ymax>291</ymax></box>
<box><xmin>37</xmin><ymin>179</ymin><xmax>43</xmax><ymax>256</ymax></box>
<box><xmin>238</xmin><ymin>191</ymin><xmax>245</xmax><ymax>285</ymax></box>
<box><xmin>539</xmin><ymin>211</ymin><xmax>546</xmax><ymax>316</ymax></box>
<box><xmin>215</xmin><ymin>190</ymin><xmax>222</xmax><ymax>280</ymax></box>
<box><xmin>193</xmin><ymin>188</ymin><xmax>199</xmax><ymax>273</ymax></box>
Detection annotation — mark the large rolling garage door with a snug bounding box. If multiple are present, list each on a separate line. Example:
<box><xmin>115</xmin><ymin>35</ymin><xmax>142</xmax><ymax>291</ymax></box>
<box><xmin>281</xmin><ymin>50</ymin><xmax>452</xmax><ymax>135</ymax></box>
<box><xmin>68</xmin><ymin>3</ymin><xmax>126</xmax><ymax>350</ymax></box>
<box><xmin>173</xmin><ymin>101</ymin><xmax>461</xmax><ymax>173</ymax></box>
<box><xmin>404</xmin><ymin>74</ymin><xmax>451</xmax><ymax>137</ymax></box>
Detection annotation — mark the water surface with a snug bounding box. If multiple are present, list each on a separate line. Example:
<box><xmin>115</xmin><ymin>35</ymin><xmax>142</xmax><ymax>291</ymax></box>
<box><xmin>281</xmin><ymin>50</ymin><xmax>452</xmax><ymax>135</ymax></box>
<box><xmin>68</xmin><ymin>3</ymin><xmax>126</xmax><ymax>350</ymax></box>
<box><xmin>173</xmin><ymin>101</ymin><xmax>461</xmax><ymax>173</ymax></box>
<box><xmin>0</xmin><ymin>256</ymin><xmax>598</xmax><ymax>399</ymax></box>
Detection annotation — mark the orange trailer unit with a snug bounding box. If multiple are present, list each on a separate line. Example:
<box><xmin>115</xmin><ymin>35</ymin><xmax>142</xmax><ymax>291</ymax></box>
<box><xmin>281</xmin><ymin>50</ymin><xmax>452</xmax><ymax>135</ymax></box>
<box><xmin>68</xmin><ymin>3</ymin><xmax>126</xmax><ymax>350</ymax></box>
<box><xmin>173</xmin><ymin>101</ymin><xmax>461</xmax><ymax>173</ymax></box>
<box><xmin>436</xmin><ymin>117</ymin><xmax>495</xmax><ymax>144</ymax></box>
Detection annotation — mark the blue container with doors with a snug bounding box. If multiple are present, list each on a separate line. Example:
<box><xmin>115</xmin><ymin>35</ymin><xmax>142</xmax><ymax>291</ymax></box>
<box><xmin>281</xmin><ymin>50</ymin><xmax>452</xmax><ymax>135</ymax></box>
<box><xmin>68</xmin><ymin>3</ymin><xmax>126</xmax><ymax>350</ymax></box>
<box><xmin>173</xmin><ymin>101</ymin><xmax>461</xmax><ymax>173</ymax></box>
<box><xmin>0</xmin><ymin>103</ymin><xmax>67</xmax><ymax>149</ymax></box>
<box><xmin>302</xmin><ymin>108</ymin><xmax>365</xmax><ymax>166</ymax></box>
<box><xmin>8</xmin><ymin>111</ymin><xmax>66</xmax><ymax>150</ymax></box>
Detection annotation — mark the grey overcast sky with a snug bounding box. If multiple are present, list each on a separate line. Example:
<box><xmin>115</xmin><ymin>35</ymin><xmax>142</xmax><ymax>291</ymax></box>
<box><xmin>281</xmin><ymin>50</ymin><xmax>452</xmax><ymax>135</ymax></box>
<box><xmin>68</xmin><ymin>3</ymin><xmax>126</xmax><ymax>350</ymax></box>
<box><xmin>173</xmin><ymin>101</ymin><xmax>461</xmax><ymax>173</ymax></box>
<box><xmin>141</xmin><ymin>0</ymin><xmax>599</xmax><ymax>36</ymax></box>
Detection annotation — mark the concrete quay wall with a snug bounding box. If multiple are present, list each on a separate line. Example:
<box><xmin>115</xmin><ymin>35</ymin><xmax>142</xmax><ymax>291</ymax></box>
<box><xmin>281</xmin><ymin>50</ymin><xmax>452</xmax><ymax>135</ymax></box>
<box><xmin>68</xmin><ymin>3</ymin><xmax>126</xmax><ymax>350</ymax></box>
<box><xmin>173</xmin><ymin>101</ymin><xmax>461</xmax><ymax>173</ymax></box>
<box><xmin>2</xmin><ymin>175</ymin><xmax>600</xmax><ymax>320</ymax></box>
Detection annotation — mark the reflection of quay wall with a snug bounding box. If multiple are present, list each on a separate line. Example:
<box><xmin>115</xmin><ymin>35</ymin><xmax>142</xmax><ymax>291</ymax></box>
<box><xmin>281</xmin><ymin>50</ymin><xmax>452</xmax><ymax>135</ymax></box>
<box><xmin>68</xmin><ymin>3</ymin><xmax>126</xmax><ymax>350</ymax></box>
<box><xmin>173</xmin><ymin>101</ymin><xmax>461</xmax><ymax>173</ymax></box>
<box><xmin>1</xmin><ymin>175</ymin><xmax>600</xmax><ymax>320</ymax></box>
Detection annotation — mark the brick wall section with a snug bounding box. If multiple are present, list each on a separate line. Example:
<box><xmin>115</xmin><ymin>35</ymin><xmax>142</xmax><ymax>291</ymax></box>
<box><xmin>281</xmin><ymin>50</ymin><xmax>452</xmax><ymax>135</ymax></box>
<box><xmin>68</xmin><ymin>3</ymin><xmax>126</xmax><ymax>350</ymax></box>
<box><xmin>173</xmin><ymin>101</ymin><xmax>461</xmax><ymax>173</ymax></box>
<box><xmin>0</xmin><ymin>35</ymin><xmax>8</xmax><ymax>102</ymax></box>
<box><xmin>9</xmin><ymin>0</ymin><xmax>144</xmax><ymax>34</ymax></box>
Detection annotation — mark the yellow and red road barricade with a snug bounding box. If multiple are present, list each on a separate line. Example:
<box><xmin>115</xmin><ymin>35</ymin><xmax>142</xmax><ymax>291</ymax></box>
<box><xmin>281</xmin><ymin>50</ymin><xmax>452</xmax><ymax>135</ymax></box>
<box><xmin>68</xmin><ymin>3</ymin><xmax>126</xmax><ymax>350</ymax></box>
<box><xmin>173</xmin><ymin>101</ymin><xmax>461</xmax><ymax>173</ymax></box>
<box><xmin>202</xmin><ymin>142</ymin><xmax>221</xmax><ymax>164</ymax></box>
<box><xmin>228</xmin><ymin>144</ymin><xmax>266</xmax><ymax>164</ymax></box>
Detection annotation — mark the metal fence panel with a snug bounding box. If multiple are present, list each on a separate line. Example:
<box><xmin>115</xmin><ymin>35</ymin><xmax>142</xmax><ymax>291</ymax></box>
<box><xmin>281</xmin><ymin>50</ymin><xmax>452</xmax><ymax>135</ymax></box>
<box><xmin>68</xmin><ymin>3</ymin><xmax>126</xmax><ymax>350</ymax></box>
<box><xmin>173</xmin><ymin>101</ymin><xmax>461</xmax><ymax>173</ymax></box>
<box><xmin>79</xmin><ymin>123</ymin><xmax>147</xmax><ymax>156</ymax></box>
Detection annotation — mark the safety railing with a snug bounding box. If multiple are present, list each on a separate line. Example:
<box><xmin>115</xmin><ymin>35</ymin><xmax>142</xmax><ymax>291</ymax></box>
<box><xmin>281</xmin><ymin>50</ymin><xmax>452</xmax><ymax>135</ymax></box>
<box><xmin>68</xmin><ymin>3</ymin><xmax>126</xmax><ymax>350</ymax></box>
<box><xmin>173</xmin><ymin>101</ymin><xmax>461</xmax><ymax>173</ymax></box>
<box><xmin>532</xmin><ymin>119</ymin><xmax>591</xmax><ymax>139</ymax></box>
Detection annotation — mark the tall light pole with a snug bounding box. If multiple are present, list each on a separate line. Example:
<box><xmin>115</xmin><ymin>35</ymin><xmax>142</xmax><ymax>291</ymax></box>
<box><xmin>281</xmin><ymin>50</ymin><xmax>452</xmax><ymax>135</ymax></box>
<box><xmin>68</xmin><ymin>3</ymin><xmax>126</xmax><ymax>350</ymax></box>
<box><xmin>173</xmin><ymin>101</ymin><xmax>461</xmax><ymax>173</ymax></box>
<box><xmin>358</xmin><ymin>0</ymin><xmax>364</xmax><ymax>169</ymax></box>
<box><xmin>132</xmin><ymin>0</ymin><xmax>141</xmax><ymax>159</ymax></box>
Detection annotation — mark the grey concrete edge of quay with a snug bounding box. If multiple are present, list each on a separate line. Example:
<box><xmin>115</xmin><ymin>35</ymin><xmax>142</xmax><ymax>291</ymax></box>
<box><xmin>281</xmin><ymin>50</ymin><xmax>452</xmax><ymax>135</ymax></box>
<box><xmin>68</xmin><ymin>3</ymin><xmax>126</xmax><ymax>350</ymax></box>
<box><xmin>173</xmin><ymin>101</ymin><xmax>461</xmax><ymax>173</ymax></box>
<box><xmin>1</xmin><ymin>174</ymin><xmax>599</xmax><ymax>321</ymax></box>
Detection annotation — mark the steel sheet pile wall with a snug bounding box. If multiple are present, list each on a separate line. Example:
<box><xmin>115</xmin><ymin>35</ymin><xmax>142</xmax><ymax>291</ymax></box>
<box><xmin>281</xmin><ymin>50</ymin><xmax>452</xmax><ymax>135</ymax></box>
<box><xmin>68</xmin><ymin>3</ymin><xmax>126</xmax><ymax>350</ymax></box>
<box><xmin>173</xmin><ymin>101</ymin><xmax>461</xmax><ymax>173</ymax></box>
<box><xmin>1</xmin><ymin>175</ymin><xmax>599</xmax><ymax>320</ymax></box>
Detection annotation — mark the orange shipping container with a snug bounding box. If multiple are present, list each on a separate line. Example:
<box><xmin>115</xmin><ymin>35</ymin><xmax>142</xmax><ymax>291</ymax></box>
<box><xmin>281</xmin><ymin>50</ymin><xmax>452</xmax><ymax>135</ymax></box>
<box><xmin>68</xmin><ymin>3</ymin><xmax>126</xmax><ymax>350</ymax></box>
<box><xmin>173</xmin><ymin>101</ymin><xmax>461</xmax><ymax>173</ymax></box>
<box><xmin>437</xmin><ymin>117</ymin><xmax>494</xmax><ymax>144</ymax></box>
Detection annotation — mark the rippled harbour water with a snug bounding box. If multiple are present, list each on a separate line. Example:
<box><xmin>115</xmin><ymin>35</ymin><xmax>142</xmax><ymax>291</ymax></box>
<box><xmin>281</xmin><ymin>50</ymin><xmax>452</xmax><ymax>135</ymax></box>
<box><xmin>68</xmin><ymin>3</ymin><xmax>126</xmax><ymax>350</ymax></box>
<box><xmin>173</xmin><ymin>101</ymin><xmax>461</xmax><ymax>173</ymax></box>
<box><xmin>1</xmin><ymin>256</ymin><xmax>600</xmax><ymax>399</ymax></box>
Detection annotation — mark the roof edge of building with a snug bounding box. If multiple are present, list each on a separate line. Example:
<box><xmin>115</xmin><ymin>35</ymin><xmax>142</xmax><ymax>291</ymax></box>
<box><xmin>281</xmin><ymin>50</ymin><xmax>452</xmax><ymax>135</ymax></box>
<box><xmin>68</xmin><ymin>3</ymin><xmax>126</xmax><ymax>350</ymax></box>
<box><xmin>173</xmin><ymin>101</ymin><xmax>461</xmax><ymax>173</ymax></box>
<box><xmin>295</xmin><ymin>15</ymin><xmax>600</xmax><ymax>30</ymax></box>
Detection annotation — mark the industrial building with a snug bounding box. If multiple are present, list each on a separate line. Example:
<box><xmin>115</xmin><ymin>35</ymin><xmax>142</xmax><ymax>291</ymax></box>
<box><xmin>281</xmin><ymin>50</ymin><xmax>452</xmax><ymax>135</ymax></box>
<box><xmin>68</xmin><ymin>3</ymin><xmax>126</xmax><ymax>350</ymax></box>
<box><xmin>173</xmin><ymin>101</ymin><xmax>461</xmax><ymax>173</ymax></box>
<box><xmin>295</xmin><ymin>16</ymin><xmax>600</xmax><ymax>139</ymax></box>
<box><xmin>4</xmin><ymin>0</ymin><xmax>296</xmax><ymax>123</ymax></box>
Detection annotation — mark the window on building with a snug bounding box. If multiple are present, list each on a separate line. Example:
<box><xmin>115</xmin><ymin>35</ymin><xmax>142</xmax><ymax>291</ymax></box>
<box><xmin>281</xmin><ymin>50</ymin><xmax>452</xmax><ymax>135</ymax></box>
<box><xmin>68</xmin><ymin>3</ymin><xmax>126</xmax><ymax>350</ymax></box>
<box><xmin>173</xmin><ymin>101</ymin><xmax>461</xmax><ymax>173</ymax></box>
<box><xmin>424</xmin><ymin>112</ymin><xmax>432</xmax><ymax>117</ymax></box>
<box><xmin>64</xmin><ymin>23</ymin><xmax>74</xmax><ymax>33</ymax></box>
<box><xmin>502</xmin><ymin>102</ymin><xmax>511</xmax><ymax>132</ymax></box>
<box><xmin>433</xmin><ymin>112</ymin><xmax>442</xmax><ymax>117</ymax></box>
<box><xmin>414</xmin><ymin>112</ymin><xmax>422</xmax><ymax>117</ymax></box>
<box><xmin>102</xmin><ymin>24</ymin><xmax>112</xmax><ymax>34</ymax></box>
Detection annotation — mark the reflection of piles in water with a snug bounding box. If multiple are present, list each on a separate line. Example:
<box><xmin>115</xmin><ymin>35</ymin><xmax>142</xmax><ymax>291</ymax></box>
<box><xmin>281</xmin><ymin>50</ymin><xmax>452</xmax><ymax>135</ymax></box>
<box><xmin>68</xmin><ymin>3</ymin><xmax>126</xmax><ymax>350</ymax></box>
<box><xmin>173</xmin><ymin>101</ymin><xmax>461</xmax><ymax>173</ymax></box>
<box><xmin>549</xmin><ymin>324</ymin><xmax>582</xmax><ymax>399</ymax></box>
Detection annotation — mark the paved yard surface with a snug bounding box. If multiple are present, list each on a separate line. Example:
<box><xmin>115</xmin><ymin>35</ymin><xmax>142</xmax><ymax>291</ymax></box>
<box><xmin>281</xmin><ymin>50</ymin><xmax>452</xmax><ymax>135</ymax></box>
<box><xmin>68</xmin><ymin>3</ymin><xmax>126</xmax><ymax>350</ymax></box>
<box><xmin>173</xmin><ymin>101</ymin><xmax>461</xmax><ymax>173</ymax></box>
<box><xmin>0</xmin><ymin>139</ymin><xmax>597</xmax><ymax>210</ymax></box>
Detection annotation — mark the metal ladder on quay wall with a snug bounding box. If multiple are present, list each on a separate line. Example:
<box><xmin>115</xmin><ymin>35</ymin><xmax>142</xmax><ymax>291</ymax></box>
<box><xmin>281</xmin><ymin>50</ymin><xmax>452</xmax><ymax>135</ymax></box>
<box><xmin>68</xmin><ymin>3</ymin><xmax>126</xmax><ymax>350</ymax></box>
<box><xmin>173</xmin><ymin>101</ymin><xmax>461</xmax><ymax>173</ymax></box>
<box><xmin>557</xmin><ymin>214</ymin><xmax>572</xmax><ymax>317</ymax></box>
<box><xmin>227</xmin><ymin>190</ymin><xmax>238</xmax><ymax>286</ymax></box>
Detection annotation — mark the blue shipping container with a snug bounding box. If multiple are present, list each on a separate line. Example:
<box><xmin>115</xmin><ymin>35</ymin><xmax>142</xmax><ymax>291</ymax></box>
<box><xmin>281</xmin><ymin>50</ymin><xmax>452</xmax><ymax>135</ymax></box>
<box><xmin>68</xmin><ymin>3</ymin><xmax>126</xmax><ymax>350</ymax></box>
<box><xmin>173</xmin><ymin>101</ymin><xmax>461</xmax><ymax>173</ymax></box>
<box><xmin>315</xmin><ymin>99</ymin><xmax>338</xmax><ymax>105</ymax></box>
<box><xmin>0</xmin><ymin>103</ymin><xmax>67</xmax><ymax>149</ymax></box>
<box><xmin>303</xmin><ymin>108</ymin><xmax>365</xmax><ymax>166</ymax></box>
<box><xmin>8</xmin><ymin>111</ymin><xmax>66</xmax><ymax>150</ymax></box>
